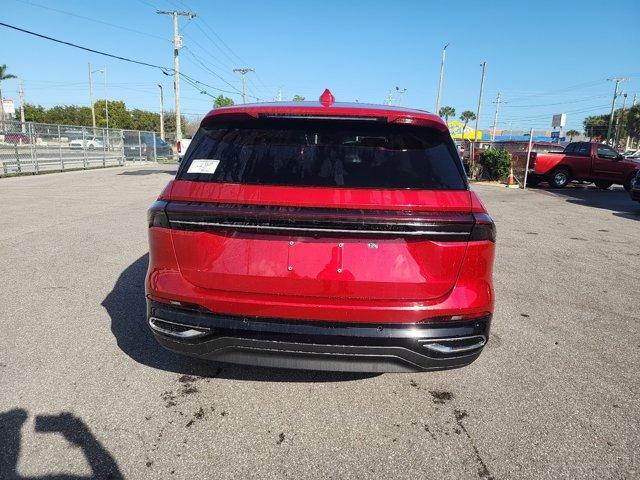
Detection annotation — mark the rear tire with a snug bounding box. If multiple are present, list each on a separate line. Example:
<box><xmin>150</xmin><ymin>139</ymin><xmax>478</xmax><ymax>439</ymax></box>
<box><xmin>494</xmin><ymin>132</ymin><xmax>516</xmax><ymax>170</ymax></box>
<box><xmin>594</xmin><ymin>181</ymin><xmax>613</xmax><ymax>190</ymax></box>
<box><xmin>548</xmin><ymin>168</ymin><xmax>571</xmax><ymax>188</ymax></box>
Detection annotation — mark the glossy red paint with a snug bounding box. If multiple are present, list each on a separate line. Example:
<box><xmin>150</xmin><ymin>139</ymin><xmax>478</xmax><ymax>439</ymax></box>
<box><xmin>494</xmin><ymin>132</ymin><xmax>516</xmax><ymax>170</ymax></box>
<box><xmin>168</xmin><ymin>180</ymin><xmax>473</xmax><ymax>211</ymax></box>
<box><xmin>533</xmin><ymin>142</ymin><xmax>639</xmax><ymax>185</ymax></box>
<box><xmin>147</xmin><ymin>227</ymin><xmax>493</xmax><ymax>323</ymax></box>
<box><xmin>147</xmin><ymin>100</ymin><xmax>494</xmax><ymax>326</ymax></box>
<box><xmin>202</xmin><ymin>101</ymin><xmax>448</xmax><ymax>131</ymax></box>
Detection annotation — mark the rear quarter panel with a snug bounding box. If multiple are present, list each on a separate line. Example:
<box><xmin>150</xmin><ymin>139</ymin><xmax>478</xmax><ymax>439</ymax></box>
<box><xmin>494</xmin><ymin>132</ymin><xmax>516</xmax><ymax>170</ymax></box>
<box><xmin>534</xmin><ymin>153</ymin><xmax>589</xmax><ymax>177</ymax></box>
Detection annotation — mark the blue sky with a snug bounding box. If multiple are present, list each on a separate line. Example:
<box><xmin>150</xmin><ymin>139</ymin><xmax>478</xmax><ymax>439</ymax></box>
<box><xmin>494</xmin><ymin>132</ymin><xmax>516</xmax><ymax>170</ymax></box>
<box><xmin>1</xmin><ymin>0</ymin><xmax>639</xmax><ymax>131</ymax></box>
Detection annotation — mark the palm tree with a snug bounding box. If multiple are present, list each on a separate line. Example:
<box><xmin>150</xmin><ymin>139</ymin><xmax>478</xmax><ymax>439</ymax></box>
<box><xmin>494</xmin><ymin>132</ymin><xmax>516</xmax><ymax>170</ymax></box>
<box><xmin>0</xmin><ymin>64</ymin><xmax>17</xmax><ymax>121</ymax></box>
<box><xmin>566</xmin><ymin>129</ymin><xmax>580</xmax><ymax>142</ymax></box>
<box><xmin>438</xmin><ymin>106</ymin><xmax>455</xmax><ymax>125</ymax></box>
<box><xmin>459</xmin><ymin>110</ymin><xmax>476</xmax><ymax>140</ymax></box>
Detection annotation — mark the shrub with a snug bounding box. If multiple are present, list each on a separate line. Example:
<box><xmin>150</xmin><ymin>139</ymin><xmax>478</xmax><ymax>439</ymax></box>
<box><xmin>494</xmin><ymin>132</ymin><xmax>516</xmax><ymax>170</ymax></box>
<box><xmin>478</xmin><ymin>148</ymin><xmax>511</xmax><ymax>180</ymax></box>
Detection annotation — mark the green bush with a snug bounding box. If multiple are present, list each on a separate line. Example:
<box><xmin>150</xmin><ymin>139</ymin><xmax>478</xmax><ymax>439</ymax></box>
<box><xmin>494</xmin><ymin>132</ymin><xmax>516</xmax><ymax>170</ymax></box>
<box><xmin>478</xmin><ymin>148</ymin><xmax>511</xmax><ymax>180</ymax></box>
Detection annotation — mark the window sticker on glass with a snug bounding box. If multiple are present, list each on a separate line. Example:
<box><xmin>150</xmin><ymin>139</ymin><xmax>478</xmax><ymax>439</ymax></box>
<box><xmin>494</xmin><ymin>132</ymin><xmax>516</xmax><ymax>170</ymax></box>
<box><xmin>187</xmin><ymin>159</ymin><xmax>220</xmax><ymax>174</ymax></box>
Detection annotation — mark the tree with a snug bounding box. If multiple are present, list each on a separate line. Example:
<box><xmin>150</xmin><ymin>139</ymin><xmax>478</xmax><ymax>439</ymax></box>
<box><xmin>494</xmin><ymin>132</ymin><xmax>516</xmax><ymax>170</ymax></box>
<box><xmin>163</xmin><ymin>111</ymin><xmax>188</xmax><ymax>137</ymax></box>
<box><xmin>292</xmin><ymin>95</ymin><xmax>305</xmax><ymax>102</ymax></box>
<box><xmin>565</xmin><ymin>129</ymin><xmax>580</xmax><ymax>142</ymax></box>
<box><xmin>46</xmin><ymin>105</ymin><xmax>93</xmax><ymax>126</ymax></box>
<box><xmin>24</xmin><ymin>103</ymin><xmax>47</xmax><ymax>123</ymax></box>
<box><xmin>213</xmin><ymin>95</ymin><xmax>234</xmax><ymax>108</ymax></box>
<box><xmin>130</xmin><ymin>109</ymin><xmax>159</xmax><ymax>131</ymax></box>
<box><xmin>459</xmin><ymin>110</ymin><xmax>476</xmax><ymax>139</ymax></box>
<box><xmin>94</xmin><ymin>100</ymin><xmax>131</xmax><ymax>129</ymax></box>
<box><xmin>438</xmin><ymin>106</ymin><xmax>455</xmax><ymax>124</ymax></box>
<box><xmin>583</xmin><ymin>114</ymin><xmax>609</xmax><ymax>140</ymax></box>
<box><xmin>0</xmin><ymin>64</ymin><xmax>17</xmax><ymax>121</ymax></box>
<box><xmin>625</xmin><ymin>104</ymin><xmax>640</xmax><ymax>143</ymax></box>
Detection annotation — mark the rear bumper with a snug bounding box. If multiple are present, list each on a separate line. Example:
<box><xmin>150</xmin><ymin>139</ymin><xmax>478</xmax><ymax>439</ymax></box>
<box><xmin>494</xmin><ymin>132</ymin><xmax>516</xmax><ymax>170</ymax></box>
<box><xmin>147</xmin><ymin>299</ymin><xmax>491</xmax><ymax>372</ymax></box>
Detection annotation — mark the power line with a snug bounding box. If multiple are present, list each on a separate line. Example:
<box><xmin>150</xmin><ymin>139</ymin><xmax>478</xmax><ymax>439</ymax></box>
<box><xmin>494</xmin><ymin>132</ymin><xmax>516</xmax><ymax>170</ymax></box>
<box><xmin>0</xmin><ymin>21</ymin><xmax>169</xmax><ymax>71</ymax></box>
<box><xmin>15</xmin><ymin>0</ymin><xmax>170</xmax><ymax>42</ymax></box>
<box><xmin>182</xmin><ymin>46</ymin><xmax>249</xmax><ymax>97</ymax></box>
<box><xmin>606</xmin><ymin>77</ymin><xmax>628</xmax><ymax>144</ymax></box>
<box><xmin>176</xmin><ymin>0</ymin><xmax>273</xmax><ymax>96</ymax></box>
<box><xmin>191</xmin><ymin>21</ymin><xmax>238</xmax><ymax>67</ymax></box>
<box><xmin>0</xmin><ymin>20</ymin><xmax>243</xmax><ymax>100</ymax></box>
<box><xmin>176</xmin><ymin>0</ymin><xmax>246</xmax><ymax>65</ymax></box>
<box><xmin>499</xmin><ymin>104</ymin><xmax>611</xmax><ymax>123</ymax></box>
<box><xmin>500</xmin><ymin>79</ymin><xmax>609</xmax><ymax>102</ymax></box>
<box><xmin>233</xmin><ymin>68</ymin><xmax>255</xmax><ymax>104</ymax></box>
<box><xmin>501</xmin><ymin>94</ymin><xmax>610</xmax><ymax>108</ymax></box>
<box><xmin>156</xmin><ymin>9</ymin><xmax>197</xmax><ymax>141</ymax></box>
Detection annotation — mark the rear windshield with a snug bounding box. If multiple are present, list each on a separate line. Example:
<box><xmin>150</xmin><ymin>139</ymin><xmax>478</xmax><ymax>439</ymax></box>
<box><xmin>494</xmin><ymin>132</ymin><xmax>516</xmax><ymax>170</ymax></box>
<box><xmin>177</xmin><ymin>118</ymin><xmax>466</xmax><ymax>190</ymax></box>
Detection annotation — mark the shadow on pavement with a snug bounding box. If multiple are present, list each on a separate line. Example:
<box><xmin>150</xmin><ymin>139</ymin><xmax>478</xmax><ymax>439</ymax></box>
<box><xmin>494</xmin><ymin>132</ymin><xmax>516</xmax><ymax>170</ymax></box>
<box><xmin>118</xmin><ymin>169</ymin><xmax>176</xmax><ymax>176</ymax></box>
<box><xmin>102</xmin><ymin>254</ymin><xmax>378</xmax><ymax>382</ymax></box>
<box><xmin>542</xmin><ymin>185</ymin><xmax>640</xmax><ymax>220</ymax></box>
<box><xmin>0</xmin><ymin>409</ymin><xmax>123</xmax><ymax>480</ymax></box>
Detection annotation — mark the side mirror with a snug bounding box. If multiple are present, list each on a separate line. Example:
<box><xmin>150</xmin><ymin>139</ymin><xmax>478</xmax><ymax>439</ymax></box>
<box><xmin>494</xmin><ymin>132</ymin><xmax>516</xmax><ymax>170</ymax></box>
<box><xmin>616</xmin><ymin>154</ymin><xmax>624</xmax><ymax>161</ymax></box>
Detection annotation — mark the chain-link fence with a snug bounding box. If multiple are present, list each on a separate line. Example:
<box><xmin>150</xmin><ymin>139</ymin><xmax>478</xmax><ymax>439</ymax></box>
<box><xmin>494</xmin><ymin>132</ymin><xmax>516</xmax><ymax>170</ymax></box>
<box><xmin>0</xmin><ymin>121</ymin><xmax>176</xmax><ymax>176</ymax></box>
<box><xmin>456</xmin><ymin>138</ymin><xmax>567</xmax><ymax>184</ymax></box>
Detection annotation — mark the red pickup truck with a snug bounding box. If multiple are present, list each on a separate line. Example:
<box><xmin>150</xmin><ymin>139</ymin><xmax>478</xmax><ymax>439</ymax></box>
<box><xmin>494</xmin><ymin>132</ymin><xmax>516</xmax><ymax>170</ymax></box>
<box><xmin>525</xmin><ymin>142</ymin><xmax>639</xmax><ymax>189</ymax></box>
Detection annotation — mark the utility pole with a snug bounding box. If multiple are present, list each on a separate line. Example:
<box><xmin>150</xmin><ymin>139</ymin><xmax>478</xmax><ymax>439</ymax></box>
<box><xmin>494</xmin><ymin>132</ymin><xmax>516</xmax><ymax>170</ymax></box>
<box><xmin>395</xmin><ymin>86</ymin><xmax>407</xmax><ymax>106</ymax></box>
<box><xmin>158</xmin><ymin>84</ymin><xmax>165</xmax><ymax>140</ymax></box>
<box><xmin>18</xmin><ymin>77</ymin><xmax>26</xmax><ymax>132</ymax></box>
<box><xmin>88</xmin><ymin>63</ymin><xmax>96</xmax><ymax>129</ymax></box>
<box><xmin>157</xmin><ymin>9</ymin><xmax>196</xmax><ymax>142</ymax></box>
<box><xmin>233</xmin><ymin>68</ymin><xmax>254</xmax><ymax>104</ymax></box>
<box><xmin>435</xmin><ymin>43</ymin><xmax>449</xmax><ymax>114</ymax></box>
<box><xmin>490</xmin><ymin>92</ymin><xmax>502</xmax><ymax>142</ymax></box>
<box><xmin>625</xmin><ymin>93</ymin><xmax>637</xmax><ymax>150</ymax></box>
<box><xmin>474</xmin><ymin>62</ymin><xmax>486</xmax><ymax>142</ymax></box>
<box><xmin>606</xmin><ymin>77</ymin><xmax>627</xmax><ymax>145</ymax></box>
<box><xmin>276</xmin><ymin>87</ymin><xmax>282</xmax><ymax>102</ymax></box>
<box><xmin>103</xmin><ymin>67</ymin><xmax>108</xmax><ymax>131</ymax></box>
<box><xmin>614</xmin><ymin>92</ymin><xmax>627</xmax><ymax>147</ymax></box>
<box><xmin>387</xmin><ymin>90</ymin><xmax>393</xmax><ymax>105</ymax></box>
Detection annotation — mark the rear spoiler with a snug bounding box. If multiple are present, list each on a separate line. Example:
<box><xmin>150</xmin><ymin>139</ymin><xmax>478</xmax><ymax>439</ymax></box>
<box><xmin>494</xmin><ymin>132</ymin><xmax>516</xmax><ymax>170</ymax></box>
<box><xmin>202</xmin><ymin>112</ymin><xmax>448</xmax><ymax>131</ymax></box>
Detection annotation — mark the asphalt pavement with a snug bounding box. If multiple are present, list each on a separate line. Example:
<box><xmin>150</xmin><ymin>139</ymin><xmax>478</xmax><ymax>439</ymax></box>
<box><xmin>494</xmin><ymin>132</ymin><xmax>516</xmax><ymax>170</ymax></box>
<box><xmin>0</xmin><ymin>164</ymin><xmax>638</xmax><ymax>479</ymax></box>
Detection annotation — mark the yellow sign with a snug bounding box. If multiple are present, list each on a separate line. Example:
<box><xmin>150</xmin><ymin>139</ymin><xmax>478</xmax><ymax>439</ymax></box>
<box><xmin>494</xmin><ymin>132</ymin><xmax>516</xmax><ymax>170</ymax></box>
<box><xmin>447</xmin><ymin>120</ymin><xmax>482</xmax><ymax>140</ymax></box>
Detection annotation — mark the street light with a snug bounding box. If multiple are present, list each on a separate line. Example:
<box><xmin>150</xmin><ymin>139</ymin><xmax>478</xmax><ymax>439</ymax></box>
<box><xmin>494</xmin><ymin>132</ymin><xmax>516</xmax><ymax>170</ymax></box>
<box><xmin>395</xmin><ymin>86</ymin><xmax>407</xmax><ymax>106</ymax></box>
<box><xmin>92</xmin><ymin>67</ymin><xmax>108</xmax><ymax>131</ymax></box>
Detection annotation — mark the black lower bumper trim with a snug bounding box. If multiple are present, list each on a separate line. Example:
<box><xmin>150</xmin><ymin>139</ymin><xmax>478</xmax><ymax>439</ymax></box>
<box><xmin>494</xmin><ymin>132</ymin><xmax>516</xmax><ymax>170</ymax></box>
<box><xmin>147</xmin><ymin>300</ymin><xmax>491</xmax><ymax>373</ymax></box>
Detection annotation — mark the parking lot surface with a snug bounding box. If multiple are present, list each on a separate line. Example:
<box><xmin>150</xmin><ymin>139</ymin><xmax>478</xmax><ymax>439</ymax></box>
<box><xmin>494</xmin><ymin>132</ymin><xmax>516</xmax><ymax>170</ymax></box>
<box><xmin>1</xmin><ymin>164</ymin><xmax>638</xmax><ymax>479</ymax></box>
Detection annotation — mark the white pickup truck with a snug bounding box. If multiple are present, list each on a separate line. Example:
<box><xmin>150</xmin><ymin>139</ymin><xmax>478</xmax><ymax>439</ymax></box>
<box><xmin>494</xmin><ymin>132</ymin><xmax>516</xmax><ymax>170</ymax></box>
<box><xmin>176</xmin><ymin>138</ymin><xmax>192</xmax><ymax>161</ymax></box>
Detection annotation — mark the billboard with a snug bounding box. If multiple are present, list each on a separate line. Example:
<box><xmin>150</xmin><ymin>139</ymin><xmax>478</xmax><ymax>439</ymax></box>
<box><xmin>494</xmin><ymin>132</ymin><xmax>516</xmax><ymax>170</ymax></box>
<box><xmin>552</xmin><ymin>113</ymin><xmax>566</xmax><ymax>128</ymax></box>
<box><xmin>447</xmin><ymin>120</ymin><xmax>483</xmax><ymax>140</ymax></box>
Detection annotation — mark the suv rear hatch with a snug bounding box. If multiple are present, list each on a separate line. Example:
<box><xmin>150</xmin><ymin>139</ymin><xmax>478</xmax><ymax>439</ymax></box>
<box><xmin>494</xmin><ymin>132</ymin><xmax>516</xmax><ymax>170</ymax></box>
<box><xmin>166</xmin><ymin>116</ymin><xmax>473</xmax><ymax>301</ymax></box>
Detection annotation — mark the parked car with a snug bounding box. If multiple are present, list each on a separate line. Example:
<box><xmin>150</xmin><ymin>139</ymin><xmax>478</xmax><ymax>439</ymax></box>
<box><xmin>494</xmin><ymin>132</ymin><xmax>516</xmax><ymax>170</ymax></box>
<box><xmin>4</xmin><ymin>132</ymin><xmax>32</xmax><ymax>145</ymax></box>
<box><xmin>69</xmin><ymin>137</ymin><xmax>104</xmax><ymax>150</ymax></box>
<box><xmin>176</xmin><ymin>138</ymin><xmax>192</xmax><ymax>161</ymax></box>
<box><xmin>630</xmin><ymin>171</ymin><xmax>640</xmax><ymax>203</ymax></box>
<box><xmin>123</xmin><ymin>132</ymin><xmax>173</xmax><ymax>160</ymax></box>
<box><xmin>522</xmin><ymin>142</ymin><xmax>639</xmax><ymax>189</ymax></box>
<box><xmin>625</xmin><ymin>150</ymin><xmax>640</xmax><ymax>160</ymax></box>
<box><xmin>623</xmin><ymin>149</ymin><xmax>637</xmax><ymax>158</ymax></box>
<box><xmin>145</xmin><ymin>90</ymin><xmax>496</xmax><ymax>372</ymax></box>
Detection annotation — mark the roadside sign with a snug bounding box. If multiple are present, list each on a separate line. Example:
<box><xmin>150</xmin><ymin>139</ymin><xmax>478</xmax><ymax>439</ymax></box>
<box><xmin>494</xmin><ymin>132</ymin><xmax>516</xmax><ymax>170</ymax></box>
<box><xmin>552</xmin><ymin>114</ymin><xmax>566</xmax><ymax>128</ymax></box>
<box><xmin>2</xmin><ymin>99</ymin><xmax>15</xmax><ymax>115</ymax></box>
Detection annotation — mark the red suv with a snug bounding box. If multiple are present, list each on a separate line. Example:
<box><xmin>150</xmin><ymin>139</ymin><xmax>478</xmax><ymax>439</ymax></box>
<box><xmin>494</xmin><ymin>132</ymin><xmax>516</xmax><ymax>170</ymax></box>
<box><xmin>146</xmin><ymin>90</ymin><xmax>495</xmax><ymax>372</ymax></box>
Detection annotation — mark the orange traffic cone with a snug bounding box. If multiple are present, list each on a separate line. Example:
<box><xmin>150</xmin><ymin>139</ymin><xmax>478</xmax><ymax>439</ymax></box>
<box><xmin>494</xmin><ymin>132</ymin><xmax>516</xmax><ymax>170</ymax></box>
<box><xmin>506</xmin><ymin>167</ymin><xmax>519</xmax><ymax>188</ymax></box>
